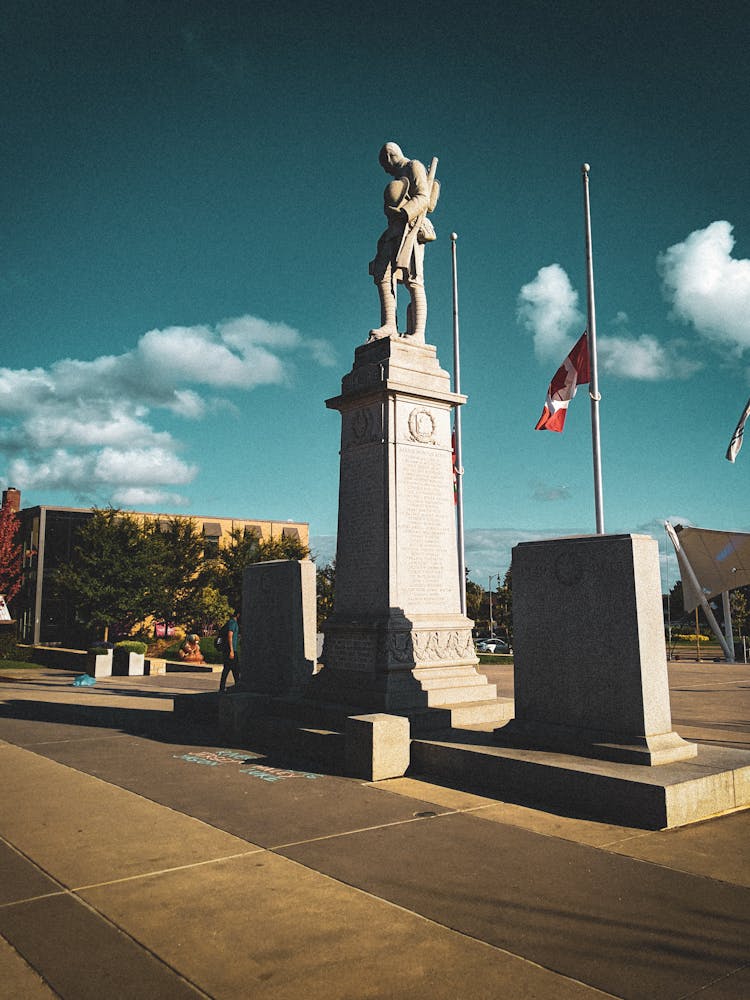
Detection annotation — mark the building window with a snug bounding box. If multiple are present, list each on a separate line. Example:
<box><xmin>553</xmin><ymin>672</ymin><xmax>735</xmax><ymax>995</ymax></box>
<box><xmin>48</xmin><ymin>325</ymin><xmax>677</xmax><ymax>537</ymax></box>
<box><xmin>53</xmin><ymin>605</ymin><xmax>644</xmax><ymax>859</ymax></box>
<box><xmin>202</xmin><ymin>522</ymin><xmax>222</xmax><ymax>558</ymax></box>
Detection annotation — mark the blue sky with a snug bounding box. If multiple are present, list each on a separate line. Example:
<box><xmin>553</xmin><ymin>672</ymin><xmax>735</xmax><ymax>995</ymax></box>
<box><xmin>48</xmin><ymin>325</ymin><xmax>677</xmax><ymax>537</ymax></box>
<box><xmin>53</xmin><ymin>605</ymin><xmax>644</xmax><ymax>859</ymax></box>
<box><xmin>2</xmin><ymin>0</ymin><xmax>749</xmax><ymax>591</ymax></box>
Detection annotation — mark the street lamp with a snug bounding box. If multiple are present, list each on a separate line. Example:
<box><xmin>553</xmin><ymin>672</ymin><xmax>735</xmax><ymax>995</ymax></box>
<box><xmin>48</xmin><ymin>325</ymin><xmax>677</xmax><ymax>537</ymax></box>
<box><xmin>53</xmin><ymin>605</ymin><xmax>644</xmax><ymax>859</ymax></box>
<box><xmin>488</xmin><ymin>573</ymin><xmax>502</xmax><ymax>638</ymax></box>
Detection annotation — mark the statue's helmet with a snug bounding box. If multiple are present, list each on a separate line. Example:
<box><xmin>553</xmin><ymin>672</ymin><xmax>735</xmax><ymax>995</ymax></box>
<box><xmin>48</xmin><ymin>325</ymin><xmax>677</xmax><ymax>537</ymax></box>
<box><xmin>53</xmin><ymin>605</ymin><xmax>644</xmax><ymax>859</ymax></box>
<box><xmin>383</xmin><ymin>177</ymin><xmax>409</xmax><ymax>209</ymax></box>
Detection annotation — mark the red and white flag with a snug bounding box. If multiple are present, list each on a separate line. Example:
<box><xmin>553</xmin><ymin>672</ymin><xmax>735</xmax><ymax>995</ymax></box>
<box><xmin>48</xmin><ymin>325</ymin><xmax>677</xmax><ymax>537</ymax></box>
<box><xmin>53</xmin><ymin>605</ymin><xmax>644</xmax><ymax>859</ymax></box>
<box><xmin>726</xmin><ymin>397</ymin><xmax>750</xmax><ymax>463</ymax></box>
<box><xmin>535</xmin><ymin>332</ymin><xmax>590</xmax><ymax>433</ymax></box>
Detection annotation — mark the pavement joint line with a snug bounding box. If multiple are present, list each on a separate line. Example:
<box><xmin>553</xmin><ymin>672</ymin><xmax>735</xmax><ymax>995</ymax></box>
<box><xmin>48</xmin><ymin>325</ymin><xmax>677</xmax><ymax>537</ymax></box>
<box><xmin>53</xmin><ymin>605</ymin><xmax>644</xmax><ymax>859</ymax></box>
<box><xmin>269</xmin><ymin>806</ymin><xmax>481</xmax><ymax>851</ymax></box>
<box><xmin>0</xmin><ymin>890</ymin><xmax>68</xmax><ymax>911</ymax></box>
<box><xmin>0</xmin><ymin>833</ymin><xmax>71</xmax><ymax>897</ymax></box>
<box><xmin>672</xmin><ymin>678</ymin><xmax>750</xmax><ymax>689</ymax></box>
<box><xmin>0</xmin><ymin>744</ymin><xmax>275</xmax><ymax>849</ymax></box>
<box><xmin>68</xmin><ymin>847</ymin><xmax>268</xmax><ymax>893</ymax></box>
<box><xmin>272</xmin><ymin>853</ymin><xmax>621</xmax><ymax>1000</ymax></box>
<box><xmin>63</xmin><ymin>880</ymin><xmax>214</xmax><ymax>999</ymax></box>
<box><xmin>2</xmin><ymin>733</ymin><xmax>133</xmax><ymax>749</ymax></box>
<box><xmin>677</xmin><ymin>961</ymin><xmax>750</xmax><ymax>1000</ymax></box>
<box><xmin>270</xmin><ymin>803</ymin><xmax>750</xmax><ymax>894</ymax></box>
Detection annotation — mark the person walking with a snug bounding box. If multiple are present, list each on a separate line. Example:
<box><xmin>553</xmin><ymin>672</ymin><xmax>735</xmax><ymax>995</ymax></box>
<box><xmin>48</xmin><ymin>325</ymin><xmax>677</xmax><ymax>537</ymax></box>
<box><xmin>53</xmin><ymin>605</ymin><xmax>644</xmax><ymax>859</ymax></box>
<box><xmin>218</xmin><ymin>610</ymin><xmax>240</xmax><ymax>692</ymax></box>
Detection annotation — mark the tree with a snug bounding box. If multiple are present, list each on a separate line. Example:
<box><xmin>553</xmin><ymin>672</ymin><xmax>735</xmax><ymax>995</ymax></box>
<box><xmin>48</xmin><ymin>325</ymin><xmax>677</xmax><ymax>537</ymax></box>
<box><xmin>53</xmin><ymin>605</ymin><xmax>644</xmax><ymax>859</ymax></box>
<box><xmin>316</xmin><ymin>561</ymin><xmax>335</xmax><ymax>629</ymax></box>
<box><xmin>213</xmin><ymin>529</ymin><xmax>311</xmax><ymax>610</ymax></box>
<box><xmin>730</xmin><ymin>587</ymin><xmax>749</xmax><ymax>637</ymax></box>
<box><xmin>466</xmin><ymin>579</ymin><xmax>483</xmax><ymax>622</ymax></box>
<box><xmin>53</xmin><ymin>508</ymin><xmax>153</xmax><ymax>641</ymax></box>
<box><xmin>142</xmin><ymin>516</ymin><xmax>205</xmax><ymax>631</ymax></box>
<box><xmin>496</xmin><ymin>567</ymin><xmax>513</xmax><ymax>643</ymax></box>
<box><xmin>0</xmin><ymin>501</ymin><xmax>21</xmax><ymax>605</ymax></box>
<box><xmin>185</xmin><ymin>585</ymin><xmax>233</xmax><ymax>637</ymax></box>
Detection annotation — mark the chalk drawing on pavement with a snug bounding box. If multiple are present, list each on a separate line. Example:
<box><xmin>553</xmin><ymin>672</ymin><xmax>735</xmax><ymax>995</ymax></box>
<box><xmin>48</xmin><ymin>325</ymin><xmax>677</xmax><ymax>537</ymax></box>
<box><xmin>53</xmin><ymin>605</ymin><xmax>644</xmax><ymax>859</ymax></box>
<box><xmin>173</xmin><ymin>749</ymin><xmax>320</xmax><ymax>781</ymax></box>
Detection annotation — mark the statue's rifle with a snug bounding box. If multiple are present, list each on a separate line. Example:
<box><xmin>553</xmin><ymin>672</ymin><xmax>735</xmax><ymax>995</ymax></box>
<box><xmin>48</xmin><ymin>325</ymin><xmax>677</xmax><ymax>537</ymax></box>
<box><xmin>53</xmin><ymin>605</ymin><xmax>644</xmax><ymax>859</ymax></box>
<box><xmin>396</xmin><ymin>156</ymin><xmax>439</xmax><ymax>269</ymax></box>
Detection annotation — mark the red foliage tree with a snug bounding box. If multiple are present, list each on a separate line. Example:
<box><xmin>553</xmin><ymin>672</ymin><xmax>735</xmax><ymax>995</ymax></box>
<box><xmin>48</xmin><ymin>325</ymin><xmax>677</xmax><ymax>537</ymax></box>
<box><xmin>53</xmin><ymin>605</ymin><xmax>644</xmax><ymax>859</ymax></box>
<box><xmin>0</xmin><ymin>502</ymin><xmax>22</xmax><ymax>604</ymax></box>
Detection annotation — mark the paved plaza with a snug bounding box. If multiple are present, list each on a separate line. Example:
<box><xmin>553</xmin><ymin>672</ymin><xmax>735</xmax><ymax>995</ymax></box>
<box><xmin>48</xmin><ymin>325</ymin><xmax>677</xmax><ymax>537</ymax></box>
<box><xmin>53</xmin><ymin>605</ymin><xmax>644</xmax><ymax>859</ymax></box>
<box><xmin>0</xmin><ymin>660</ymin><xmax>748</xmax><ymax>999</ymax></box>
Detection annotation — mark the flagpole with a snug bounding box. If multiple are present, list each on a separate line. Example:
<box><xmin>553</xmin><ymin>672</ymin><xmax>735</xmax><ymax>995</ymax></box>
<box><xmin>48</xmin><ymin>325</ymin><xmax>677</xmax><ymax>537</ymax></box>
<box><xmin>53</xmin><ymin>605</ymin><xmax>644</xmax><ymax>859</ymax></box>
<box><xmin>582</xmin><ymin>164</ymin><xmax>605</xmax><ymax>534</ymax></box>
<box><xmin>451</xmin><ymin>232</ymin><xmax>467</xmax><ymax>615</ymax></box>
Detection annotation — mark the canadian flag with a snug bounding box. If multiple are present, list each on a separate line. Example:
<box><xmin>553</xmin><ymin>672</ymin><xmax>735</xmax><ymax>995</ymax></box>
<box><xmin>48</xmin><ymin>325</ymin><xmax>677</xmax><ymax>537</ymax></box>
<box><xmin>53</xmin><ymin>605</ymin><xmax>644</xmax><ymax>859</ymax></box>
<box><xmin>535</xmin><ymin>332</ymin><xmax>590</xmax><ymax>433</ymax></box>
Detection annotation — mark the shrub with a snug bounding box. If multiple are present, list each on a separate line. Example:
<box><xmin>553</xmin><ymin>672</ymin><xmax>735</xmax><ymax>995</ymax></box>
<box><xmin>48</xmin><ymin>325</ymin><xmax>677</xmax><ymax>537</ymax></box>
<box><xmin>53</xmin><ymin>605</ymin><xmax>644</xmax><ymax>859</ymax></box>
<box><xmin>88</xmin><ymin>645</ymin><xmax>112</xmax><ymax>656</ymax></box>
<box><xmin>0</xmin><ymin>634</ymin><xmax>33</xmax><ymax>661</ymax></box>
<box><xmin>162</xmin><ymin>636</ymin><xmax>223</xmax><ymax>663</ymax></box>
<box><xmin>114</xmin><ymin>640</ymin><xmax>147</xmax><ymax>655</ymax></box>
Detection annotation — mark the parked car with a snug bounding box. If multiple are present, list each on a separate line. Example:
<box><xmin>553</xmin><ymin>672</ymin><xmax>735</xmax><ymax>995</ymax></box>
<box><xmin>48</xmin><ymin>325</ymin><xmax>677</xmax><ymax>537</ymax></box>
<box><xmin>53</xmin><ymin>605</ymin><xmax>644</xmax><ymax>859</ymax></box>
<box><xmin>476</xmin><ymin>638</ymin><xmax>510</xmax><ymax>654</ymax></box>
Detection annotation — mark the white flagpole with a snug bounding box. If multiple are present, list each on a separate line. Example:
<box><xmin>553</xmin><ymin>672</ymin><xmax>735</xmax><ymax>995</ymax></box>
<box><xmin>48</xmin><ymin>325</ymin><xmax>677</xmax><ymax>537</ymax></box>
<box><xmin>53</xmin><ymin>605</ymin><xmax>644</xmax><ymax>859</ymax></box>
<box><xmin>664</xmin><ymin>522</ymin><xmax>734</xmax><ymax>661</ymax></box>
<box><xmin>451</xmin><ymin>232</ymin><xmax>467</xmax><ymax>615</ymax></box>
<box><xmin>582</xmin><ymin>164</ymin><xmax>605</xmax><ymax>534</ymax></box>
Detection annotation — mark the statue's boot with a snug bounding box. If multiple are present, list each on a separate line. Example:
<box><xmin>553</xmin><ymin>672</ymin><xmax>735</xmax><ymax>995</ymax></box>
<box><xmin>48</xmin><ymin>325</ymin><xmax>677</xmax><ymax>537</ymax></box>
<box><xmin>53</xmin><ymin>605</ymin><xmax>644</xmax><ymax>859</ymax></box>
<box><xmin>404</xmin><ymin>285</ymin><xmax>427</xmax><ymax>344</ymax></box>
<box><xmin>369</xmin><ymin>282</ymin><xmax>399</xmax><ymax>340</ymax></box>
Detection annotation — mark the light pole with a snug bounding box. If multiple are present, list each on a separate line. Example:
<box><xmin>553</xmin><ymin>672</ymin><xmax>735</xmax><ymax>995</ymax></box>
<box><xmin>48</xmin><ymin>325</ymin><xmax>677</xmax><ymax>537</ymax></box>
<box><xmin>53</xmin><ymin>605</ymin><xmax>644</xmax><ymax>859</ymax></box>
<box><xmin>488</xmin><ymin>574</ymin><xmax>501</xmax><ymax>638</ymax></box>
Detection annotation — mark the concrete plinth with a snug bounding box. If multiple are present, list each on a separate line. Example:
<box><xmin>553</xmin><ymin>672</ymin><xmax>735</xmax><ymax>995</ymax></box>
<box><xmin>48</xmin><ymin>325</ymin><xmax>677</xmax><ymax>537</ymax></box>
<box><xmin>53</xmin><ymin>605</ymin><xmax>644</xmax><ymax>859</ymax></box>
<box><xmin>309</xmin><ymin>337</ymin><xmax>510</xmax><ymax>729</ymax></box>
<box><xmin>411</xmin><ymin>736</ymin><xmax>750</xmax><ymax>830</ymax></box>
<box><xmin>346</xmin><ymin>714</ymin><xmax>410</xmax><ymax>781</ymax></box>
<box><xmin>497</xmin><ymin>534</ymin><xmax>696</xmax><ymax>765</ymax></box>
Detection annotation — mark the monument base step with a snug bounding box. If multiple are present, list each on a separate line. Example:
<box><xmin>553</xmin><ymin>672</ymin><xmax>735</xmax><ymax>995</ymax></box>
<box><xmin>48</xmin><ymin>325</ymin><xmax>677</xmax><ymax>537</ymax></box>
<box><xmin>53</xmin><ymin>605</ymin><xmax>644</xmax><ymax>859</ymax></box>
<box><xmin>438</xmin><ymin>699</ymin><xmax>515</xmax><ymax>727</ymax></box>
<box><xmin>425</xmin><ymin>683</ymin><xmax>498</xmax><ymax>706</ymax></box>
<box><xmin>409</xmin><ymin>733</ymin><xmax>750</xmax><ymax>829</ymax></box>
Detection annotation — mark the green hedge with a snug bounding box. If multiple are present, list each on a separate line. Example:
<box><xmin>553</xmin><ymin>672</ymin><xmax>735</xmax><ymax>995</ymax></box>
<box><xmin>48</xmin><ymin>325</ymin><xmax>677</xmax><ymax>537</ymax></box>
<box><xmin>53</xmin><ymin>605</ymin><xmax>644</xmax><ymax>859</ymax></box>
<box><xmin>0</xmin><ymin>635</ymin><xmax>33</xmax><ymax>662</ymax></box>
<box><xmin>114</xmin><ymin>640</ymin><xmax>147</xmax><ymax>655</ymax></box>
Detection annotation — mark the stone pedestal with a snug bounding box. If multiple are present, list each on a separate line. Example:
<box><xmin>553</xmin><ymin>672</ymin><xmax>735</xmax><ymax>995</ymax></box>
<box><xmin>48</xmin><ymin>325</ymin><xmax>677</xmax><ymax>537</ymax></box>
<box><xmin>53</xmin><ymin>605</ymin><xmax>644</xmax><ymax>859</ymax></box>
<box><xmin>312</xmin><ymin>336</ymin><xmax>507</xmax><ymax>727</ymax></box>
<box><xmin>498</xmin><ymin>534</ymin><xmax>697</xmax><ymax>764</ymax></box>
<box><xmin>345</xmin><ymin>714</ymin><xmax>410</xmax><ymax>781</ymax></box>
<box><xmin>242</xmin><ymin>559</ymin><xmax>318</xmax><ymax>698</ymax></box>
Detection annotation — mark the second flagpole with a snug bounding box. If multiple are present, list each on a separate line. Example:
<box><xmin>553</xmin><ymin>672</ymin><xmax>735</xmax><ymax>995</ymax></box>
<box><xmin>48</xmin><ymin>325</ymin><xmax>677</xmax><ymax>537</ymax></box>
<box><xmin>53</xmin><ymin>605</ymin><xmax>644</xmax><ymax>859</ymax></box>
<box><xmin>582</xmin><ymin>163</ymin><xmax>605</xmax><ymax>534</ymax></box>
<box><xmin>451</xmin><ymin>232</ymin><xmax>467</xmax><ymax>615</ymax></box>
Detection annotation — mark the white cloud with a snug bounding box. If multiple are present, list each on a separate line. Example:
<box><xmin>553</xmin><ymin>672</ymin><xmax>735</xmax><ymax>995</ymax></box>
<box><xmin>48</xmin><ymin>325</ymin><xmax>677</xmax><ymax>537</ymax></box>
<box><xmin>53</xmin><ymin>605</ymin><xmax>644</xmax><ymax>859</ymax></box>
<box><xmin>531</xmin><ymin>481</ymin><xmax>571</xmax><ymax>503</ymax></box>
<box><xmin>93</xmin><ymin>447</ymin><xmax>196</xmax><ymax>486</ymax></box>
<box><xmin>138</xmin><ymin>325</ymin><xmax>286</xmax><ymax>388</ymax></box>
<box><xmin>659</xmin><ymin>221</ymin><xmax>750</xmax><ymax>353</ymax></box>
<box><xmin>111</xmin><ymin>487</ymin><xmax>189</xmax><ymax>507</ymax></box>
<box><xmin>517</xmin><ymin>264</ymin><xmax>585</xmax><ymax>362</ymax></box>
<box><xmin>464</xmin><ymin>527</ymin><xmax>562</xmax><ymax>583</ymax></box>
<box><xmin>0</xmin><ymin>313</ymin><xmax>335</xmax><ymax>507</ymax></box>
<box><xmin>8</xmin><ymin>447</ymin><xmax>196</xmax><ymax>495</ymax></box>
<box><xmin>517</xmin><ymin>266</ymin><xmax>701</xmax><ymax>380</ymax></box>
<box><xmin>165</xmin><ymin>390</ymin><xmax>206</xmax><ymax>419</ymax></box>
<box><xmin>598</xmin><ymin>335</ymin><xmax>702</xmax><ymax>380</ymax></box>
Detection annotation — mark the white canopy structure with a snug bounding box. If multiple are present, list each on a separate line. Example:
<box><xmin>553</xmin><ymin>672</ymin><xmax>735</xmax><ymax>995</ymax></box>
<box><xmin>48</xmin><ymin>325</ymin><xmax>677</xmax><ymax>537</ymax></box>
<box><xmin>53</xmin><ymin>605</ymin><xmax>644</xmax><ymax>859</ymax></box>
<box><xmin>666</xmin><ymin>523</ymin><xmax>750</xmax><ymax>661</ymax></box>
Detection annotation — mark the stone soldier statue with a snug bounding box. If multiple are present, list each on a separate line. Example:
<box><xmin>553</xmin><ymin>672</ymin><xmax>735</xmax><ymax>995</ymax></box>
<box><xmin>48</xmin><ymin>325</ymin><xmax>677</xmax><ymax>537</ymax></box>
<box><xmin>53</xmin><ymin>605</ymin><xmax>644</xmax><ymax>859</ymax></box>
<box><xmin>368</xmin><ymin>142</ymin><xmax>439</xmax><ymax>344</ymax></box>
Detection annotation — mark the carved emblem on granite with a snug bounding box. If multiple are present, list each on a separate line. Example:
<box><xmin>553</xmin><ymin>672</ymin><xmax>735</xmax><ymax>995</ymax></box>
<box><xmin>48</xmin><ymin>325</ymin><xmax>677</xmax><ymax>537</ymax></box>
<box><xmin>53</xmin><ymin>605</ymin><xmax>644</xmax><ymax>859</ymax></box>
<box><xmin>352</xmin><ymin>406</ymin><xmax>373</xmax><ymax>443</ymax></box>
<box><xmin>345</xmin><ymin>405</ymin><xmax>381</xmax><ymax>449</ymax></box>
<box><xmin>407</xmin><ymin>407</ymin><xmax>436</xmax><ymax>444</ymax></box>
<box><xmin>387</xmin><ymin>631</ymin><xmax>415</xmax><ymax>664</ymax></box>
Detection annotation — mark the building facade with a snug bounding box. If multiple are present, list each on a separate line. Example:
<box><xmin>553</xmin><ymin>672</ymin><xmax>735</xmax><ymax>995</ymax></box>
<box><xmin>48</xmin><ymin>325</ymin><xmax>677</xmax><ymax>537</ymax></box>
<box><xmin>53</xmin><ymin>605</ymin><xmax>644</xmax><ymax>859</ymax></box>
<box><xmin>6</xmin><ymin>490</ymin><xmax>308</xmax><ymax>646</ymax></box>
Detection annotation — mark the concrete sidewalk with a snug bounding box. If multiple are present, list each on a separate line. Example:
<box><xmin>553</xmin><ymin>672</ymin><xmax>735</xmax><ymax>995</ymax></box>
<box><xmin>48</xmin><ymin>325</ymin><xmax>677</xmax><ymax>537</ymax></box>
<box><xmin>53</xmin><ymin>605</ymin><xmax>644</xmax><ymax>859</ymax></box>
<box><xmin>0</xmin><ymin>662</ymin><xmax>748</xmax><ymax>999</ymax></box>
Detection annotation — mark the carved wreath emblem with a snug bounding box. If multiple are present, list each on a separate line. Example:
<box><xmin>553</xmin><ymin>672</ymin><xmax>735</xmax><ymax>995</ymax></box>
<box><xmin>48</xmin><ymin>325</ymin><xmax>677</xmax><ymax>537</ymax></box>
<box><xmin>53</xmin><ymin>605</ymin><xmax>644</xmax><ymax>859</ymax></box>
<box><xmin>407</xmin><ymin>407</ymin><xmax>436</xmax><ymax>444</ymax></box>
<box><xmin>352</xmin><ymin>407</ymin><xmax>373</xmax><ymax>442</ymax></box>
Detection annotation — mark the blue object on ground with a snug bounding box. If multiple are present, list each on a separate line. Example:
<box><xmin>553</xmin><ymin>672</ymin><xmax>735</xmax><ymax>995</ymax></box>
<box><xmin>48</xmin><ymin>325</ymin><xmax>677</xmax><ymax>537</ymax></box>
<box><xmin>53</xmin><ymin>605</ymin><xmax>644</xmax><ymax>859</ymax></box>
<box><xmin>73</xmin><ymin>673</ymin><xmax>96</xmax><ymax>686</ymax></box>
